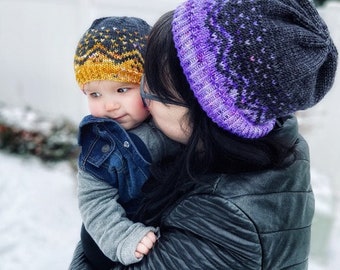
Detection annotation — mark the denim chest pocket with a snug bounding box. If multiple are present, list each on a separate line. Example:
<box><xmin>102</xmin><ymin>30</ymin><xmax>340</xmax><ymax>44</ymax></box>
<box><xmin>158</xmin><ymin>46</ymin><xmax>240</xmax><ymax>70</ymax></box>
<box><xmin>79</xmin><ymin>124</ymin><xmax>125</xmax><ymax>179</ymax></box>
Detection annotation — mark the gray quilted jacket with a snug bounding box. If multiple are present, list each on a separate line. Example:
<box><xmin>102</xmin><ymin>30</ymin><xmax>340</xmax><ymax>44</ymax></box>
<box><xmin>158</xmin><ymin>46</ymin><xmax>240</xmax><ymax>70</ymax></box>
<box><xmin>70</xmin><ymin>116</ymin><xmax>314</xmax><ymax>269</ymax></box>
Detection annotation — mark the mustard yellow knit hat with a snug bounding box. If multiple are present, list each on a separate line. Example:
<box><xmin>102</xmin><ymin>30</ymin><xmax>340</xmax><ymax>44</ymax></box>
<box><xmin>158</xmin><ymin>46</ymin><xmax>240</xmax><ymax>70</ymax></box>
<box><xmin>74</xmin><ymin>16</ymin><xmax>151</xmax><ymax>88</ymax></box>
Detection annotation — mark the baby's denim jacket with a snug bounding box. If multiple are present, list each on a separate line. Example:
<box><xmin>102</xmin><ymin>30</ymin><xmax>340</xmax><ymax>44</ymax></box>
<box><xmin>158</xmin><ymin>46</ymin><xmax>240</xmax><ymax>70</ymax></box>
<box><xmin>78</xmin><ymin>115</ymin><xmax>179</xmax><ymax>214</ymax></box>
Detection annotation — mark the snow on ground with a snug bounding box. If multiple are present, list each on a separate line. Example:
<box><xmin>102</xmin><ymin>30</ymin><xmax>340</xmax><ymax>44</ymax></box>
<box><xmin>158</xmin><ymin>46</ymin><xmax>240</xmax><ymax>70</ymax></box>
<box><xmin>0</xmin><ymin>153</ymin><xmax>81</xmax><ymax>269</ymax></box>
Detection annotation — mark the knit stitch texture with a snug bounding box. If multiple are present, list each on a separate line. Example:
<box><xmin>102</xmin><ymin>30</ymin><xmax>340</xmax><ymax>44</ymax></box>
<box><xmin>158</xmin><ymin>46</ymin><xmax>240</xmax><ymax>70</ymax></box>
<box><xmin>74</xmin><ymin>17</ymin><xmax>151</xmax><ymax>88</ymax></box>
<box><xmin>172</xmin><ymin>0</ymin><xmax>338</xmax><ymax>138</ymax></box>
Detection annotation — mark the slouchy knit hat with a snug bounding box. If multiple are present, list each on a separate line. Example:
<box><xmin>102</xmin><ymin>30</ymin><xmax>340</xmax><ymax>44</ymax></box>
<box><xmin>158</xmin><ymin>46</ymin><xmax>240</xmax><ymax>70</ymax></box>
<box><xmin>74</xmin><ymin>17</ymin><xmax>151</xmax><ymax>88</ymax></box>
<box><xmin>172</xmin><ymin>0</ymin><xmax>338</xmax><ymax>139</ymax></box>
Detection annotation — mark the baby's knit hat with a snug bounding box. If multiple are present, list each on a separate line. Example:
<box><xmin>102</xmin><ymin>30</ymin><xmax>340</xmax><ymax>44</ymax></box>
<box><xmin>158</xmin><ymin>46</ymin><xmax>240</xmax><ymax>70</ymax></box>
<box><xmin>74</xmin><ymin>17</ymin><xmax>151</xmax><ymax>88</ymax></box>
<box><xmin>172</xmin><ymin>0</ymin><xmax>338</xmax><ymax>139</ymax></box>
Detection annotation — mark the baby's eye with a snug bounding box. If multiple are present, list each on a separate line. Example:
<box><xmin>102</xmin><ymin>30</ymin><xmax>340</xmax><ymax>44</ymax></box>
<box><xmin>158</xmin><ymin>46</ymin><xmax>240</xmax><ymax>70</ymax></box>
<box><xmin>89</xmin><ymin>92</ymin><xmax>101</xmax><ymax>98</ymax></box>
<box><xmin>117</xmin><ymin>88</ymin><xmax>129</xmax><ymax>93</ymax></box>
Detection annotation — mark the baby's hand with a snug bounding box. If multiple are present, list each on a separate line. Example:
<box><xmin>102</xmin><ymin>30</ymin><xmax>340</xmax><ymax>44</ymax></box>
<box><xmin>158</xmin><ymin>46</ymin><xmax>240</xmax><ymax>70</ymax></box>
<box><xmin>134</xmin><ymin>231</ymin><xmax>157</xmax><ymax>258</ymax></box>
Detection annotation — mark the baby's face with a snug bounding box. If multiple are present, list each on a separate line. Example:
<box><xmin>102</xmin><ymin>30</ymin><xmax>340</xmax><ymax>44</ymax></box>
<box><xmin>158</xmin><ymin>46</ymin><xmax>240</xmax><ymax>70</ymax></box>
<box><xmin>83</xmin><ymin>80</ymin><xmax>149</xmax><ymax>130</ymax></box>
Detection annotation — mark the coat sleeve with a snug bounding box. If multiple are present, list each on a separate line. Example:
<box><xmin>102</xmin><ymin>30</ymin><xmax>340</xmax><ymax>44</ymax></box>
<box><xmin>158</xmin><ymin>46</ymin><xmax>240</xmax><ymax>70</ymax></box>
<box><xmin>109</xmin><ymin>193</ymin><xmax>263</xmax><ymax>270</ymax></box>
<box><xmin>77</xmin><ymin>170</ymin><xmax>158</xmax><ymax>265</ymax></box>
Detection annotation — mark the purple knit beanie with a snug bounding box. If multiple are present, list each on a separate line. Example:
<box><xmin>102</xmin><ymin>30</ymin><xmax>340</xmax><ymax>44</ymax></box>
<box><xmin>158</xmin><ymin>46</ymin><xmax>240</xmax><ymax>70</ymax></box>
<box><xmin>172</xmin><ymin>0</ymin><xmax>338</xmax><ymax>138</ymax></box>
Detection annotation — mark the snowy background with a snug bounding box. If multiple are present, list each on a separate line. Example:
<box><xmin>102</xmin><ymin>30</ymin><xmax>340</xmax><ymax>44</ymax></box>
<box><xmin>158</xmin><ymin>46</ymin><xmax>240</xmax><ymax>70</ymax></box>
<box><xmin>0</xmin><ymin>0</ymin><xmax>339</xmax><ymax>269</ymax></box>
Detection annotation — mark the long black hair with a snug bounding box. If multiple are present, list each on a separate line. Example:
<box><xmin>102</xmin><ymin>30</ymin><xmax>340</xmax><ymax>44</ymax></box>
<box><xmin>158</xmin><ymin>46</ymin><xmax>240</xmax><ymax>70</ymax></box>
<box><xmin>136</xmin><ymin>11</ymin><xmax>294</xmax><ymax>225</ymax></box>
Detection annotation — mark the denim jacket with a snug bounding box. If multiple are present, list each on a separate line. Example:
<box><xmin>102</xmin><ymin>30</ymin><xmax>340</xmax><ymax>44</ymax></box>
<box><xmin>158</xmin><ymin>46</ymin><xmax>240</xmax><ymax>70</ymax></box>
<box><xmin>78</xmin><ymin>115</ymin><xmax>179</xmax><ymax>213</ymax></box>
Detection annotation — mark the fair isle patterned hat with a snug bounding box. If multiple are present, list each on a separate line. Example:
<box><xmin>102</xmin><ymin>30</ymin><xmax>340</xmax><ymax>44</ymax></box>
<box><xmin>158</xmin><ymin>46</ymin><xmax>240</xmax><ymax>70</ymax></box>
<box><xmin>74</xmin><ymin>17</ymin><xmax>151</xmax><ymax>88</ymax></box>
<box><xmin>172</xmin><ymin>0</ymin><xmax>338</xmax><ymax>139</ymax></box>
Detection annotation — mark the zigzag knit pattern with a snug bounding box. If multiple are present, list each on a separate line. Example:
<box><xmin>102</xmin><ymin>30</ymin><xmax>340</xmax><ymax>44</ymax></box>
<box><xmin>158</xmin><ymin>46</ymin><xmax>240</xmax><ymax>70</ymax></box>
<box><xmin>74</xmin><ymin>17</ymin><xmax>150</xmax><ymax>87</ymax></box>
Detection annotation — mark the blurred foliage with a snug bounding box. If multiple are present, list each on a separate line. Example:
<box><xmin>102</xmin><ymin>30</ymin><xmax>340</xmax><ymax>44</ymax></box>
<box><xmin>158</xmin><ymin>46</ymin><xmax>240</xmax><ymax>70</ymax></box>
<box><xmin>0</xmin><ymin>104</ymin><xmax>79</xmax><ymax>164</ymax></box>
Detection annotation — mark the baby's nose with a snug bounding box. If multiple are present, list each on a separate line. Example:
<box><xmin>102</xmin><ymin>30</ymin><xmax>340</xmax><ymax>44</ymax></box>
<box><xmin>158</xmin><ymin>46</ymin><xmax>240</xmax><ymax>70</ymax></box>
<box><xmin>105</xmin><ymin>101</ymin><xmax>119</xmax><ymax>111</ymax></box>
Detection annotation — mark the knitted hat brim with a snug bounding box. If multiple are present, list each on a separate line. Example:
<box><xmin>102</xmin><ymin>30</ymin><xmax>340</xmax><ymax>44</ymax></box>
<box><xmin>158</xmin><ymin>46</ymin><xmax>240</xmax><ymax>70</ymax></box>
<box><xmin>172</xmin><ymin>0</ymin><xmax>275</xmax><ymax>138</ymax></box>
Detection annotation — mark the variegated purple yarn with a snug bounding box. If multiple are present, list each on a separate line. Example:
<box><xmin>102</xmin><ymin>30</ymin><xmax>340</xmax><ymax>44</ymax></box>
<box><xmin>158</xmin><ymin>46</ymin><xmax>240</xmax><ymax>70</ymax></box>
<box><xmin>172</xmin><ymin>0</ymin><xmax>338</xmax><ymax>138</ymax></box>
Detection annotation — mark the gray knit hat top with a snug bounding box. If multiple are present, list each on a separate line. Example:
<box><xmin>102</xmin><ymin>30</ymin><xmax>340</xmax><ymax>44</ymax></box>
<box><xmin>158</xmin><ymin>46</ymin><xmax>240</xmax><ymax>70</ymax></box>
<box><xmin>172</xmin><ymin>0</ymin><xmax>338</xmax><ymax>138</ymax></box>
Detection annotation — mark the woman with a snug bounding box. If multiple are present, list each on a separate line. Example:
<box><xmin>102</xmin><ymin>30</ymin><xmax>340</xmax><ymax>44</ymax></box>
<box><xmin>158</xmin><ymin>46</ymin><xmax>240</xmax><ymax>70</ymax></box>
<box><xmin>70</xmin><ymin>0</ymin><xmax>337</xmax><ymax>269</ymax></box>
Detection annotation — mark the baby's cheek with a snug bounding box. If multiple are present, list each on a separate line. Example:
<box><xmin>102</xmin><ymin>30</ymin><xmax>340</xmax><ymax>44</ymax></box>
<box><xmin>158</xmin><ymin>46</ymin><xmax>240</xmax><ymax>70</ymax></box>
<box><xmin>88</xmin><ymin>104</ymin><xmax>103</xmax><ymax>117</ymax></box>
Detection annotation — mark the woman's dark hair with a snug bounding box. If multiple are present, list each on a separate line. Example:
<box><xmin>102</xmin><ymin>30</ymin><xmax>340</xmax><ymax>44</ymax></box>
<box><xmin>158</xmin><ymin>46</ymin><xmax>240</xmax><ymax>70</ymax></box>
<box><xmin>137</xmin><ymin>11</ymin><xmax>294</xmax><ymax>225</ymax></box>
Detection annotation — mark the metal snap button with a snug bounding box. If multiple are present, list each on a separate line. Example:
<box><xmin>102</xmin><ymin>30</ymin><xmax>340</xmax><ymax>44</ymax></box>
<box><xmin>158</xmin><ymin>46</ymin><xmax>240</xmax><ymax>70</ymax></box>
<box><xmin>101</xmin><ymin>144</ymin><xmax>110</xmax><ymax>153</ymax></box>
<box><xmin>123</xmin><ymin>141</ymin><xmax>130</xmax><ymax>148</ymax></box>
